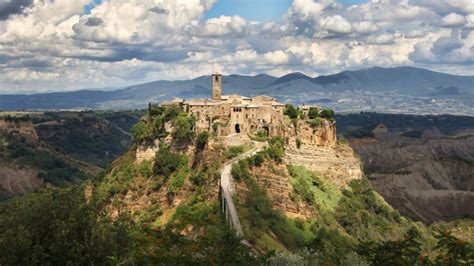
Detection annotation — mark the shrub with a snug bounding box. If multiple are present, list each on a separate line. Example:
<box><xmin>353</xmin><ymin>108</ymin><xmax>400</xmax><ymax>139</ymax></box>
<box><xmin>231</xmin><ymin>160</ymin><xmax>251</xmax><ymax>181</ymax></box>
<box><xmin>162</xmin><ymin>105</ymin><xmax>182</xmax><ymax>122</ymax></box>
<box><xmin>168</xmin><ymin>169</ymin><xmax>187</xmax><ymax>194</ymax></box>
<box><xmin>131</xmin><ymin>121</ymin><xmax>153</xmax><ymax>142</ymax></box>
<box><xmin>308</xmin><ymin>107</ymin><xmax>320</xmax><ymax>119</ymax></box>
<box><xmin>265</xmin><ymin>137</ymin><xmax>285</xmax><ymax>163</ymax></box>
<box><xmin>196</xmin><ymin>131</ymin><xmax>210</xmax><ymax>151</ymax></box>
<box><xmin>190</xmin><ymin>172</ymin><xmax>206</xmax><ymax>186</ymax></box>
<box><xmin>212</xmin><ymin>121</ymin><xmax>220</xmax><ymax>133</ymax></box>
<box><xmin>251</xmin><ymin>152</ymin><xmax>264</xmax><ymax>167</ymax></box>
<box><xmin>172</xmin><ymin>113</ymin><xmax>195</xmax><ymax>141</ymax></box>
<box><xmin>137</xmin><ymin>160</ymin><xmax>153</xmax><ymax>178</ymax></box>
<box><xmin>308</xmin><ymin>117</ymin><xmax>324</xmax><ymax>128</ymax></box>
<box><xmin>224</xmin><ymin>146</ymin><xmax>244</xmax><ymax>160</ymax></box>
<box><xmin>0</xmin><ymin>188</ymin><xmax>133</xmax><ymax>265</ymax></box>
<box><xmin>284</xmin><ymin>104</ymin><xmax>298</xmax><ymax>119</ymax></box>
<box><xmin>320</xmin><ymin>108</ymin><xmax>335</xmax><ymax>119</ymax></box>
<box><xmin>149</xmin><ymin>105</ymin><xmax>165</xmax><ymax>117</ymax></box>
<box><xmin>154</xmin><ymin>145</ymin><xmax>187</xmax><ymax>179</ymax></box>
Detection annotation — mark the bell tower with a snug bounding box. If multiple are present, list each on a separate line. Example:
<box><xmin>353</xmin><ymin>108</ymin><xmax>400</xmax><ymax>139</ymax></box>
<box><xmin>212</xmin><ymin>73</ymin><xmax>222</xmax><ymax>101</ymax></box>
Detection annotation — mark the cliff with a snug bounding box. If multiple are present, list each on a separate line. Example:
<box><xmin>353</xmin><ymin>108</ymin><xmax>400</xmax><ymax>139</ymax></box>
<box><xmin>0</xmin><ymin>117</ymin><xmax>38</xmax><ymax>142</ymax></box>
<box><xmin>351</xmin><ymin>133</ymin><xmax>474</xmax><ymax>223</ymax></box>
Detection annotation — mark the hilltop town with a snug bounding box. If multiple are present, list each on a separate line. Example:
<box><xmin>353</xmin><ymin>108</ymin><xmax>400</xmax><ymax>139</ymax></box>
<box><xmin>148</xmin><ymin>73</ymin><xmax>337</xmax><ymax>149</ymax></box>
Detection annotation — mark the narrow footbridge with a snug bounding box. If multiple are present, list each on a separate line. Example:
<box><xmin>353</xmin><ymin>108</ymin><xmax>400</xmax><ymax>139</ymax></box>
<box><xmin>220</xmin><ymin>140</ymin><xmax>266</xmax><ymax>237</ymax></box>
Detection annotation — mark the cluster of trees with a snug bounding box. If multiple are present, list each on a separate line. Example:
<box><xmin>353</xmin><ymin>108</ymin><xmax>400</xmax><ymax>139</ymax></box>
<box><xmin>132</xmin><ymin>105</ymin><xmax>196</xmax><ymax>143</ymax></box>
<box><xmin>284</xmin><ymin>104</ymin><xmax>335</xmax><ymax>128</ymax></box>
<box><xmin>4</xmin><ymin>134</ymin><xmax>89</xmax><ymax>186</ymax></box>
<box><xmin>0</xmin><ymin>188</ymin><xmax>134</xmax><ymax>265</ymax></box>
<box><xmin>37</xmin><ymin>116</ymin><xmax>131</xmax><ymax>167</ymax></box>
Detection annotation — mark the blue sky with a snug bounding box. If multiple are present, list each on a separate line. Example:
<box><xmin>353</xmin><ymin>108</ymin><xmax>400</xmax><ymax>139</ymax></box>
<box><xmin>0</xmin><ymin>0</ymin><xmax>471</xmax><ymax>92</ymax></box>
<box><xmin>204</xmin><ymin>0</ymin><xmax>368</xmax><ymax>21</ymax></box>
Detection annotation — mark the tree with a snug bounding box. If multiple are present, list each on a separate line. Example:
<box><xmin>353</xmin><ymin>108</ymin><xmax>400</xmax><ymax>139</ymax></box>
<box><xmin>320</xmin><ymin>108</ymin><xmax>335</xmax><ymax>119</ymax></box>
<box><xmin>0</xmin><ymin>188</ymin><xmax>133</xmax><ymax>265</ymax></box>
<box><xmin>154</xmin><ymin>145</ymin><xmax>187</xmax><ymax>179</ymax></box>
<box><xmin>308</xmin><ymin>107</ymin><xmax>320</xmax><ymax>119</ymax></box>
<box><xmin>172</xmin><ymin>113</ymin><xmax>195</xmax><ymax>141</ymax></box>
<box><xmin>131</xmin><ymin>121</ymin><xmax>153</xmax><ymax>142</ymax></box>
<box><xmin>196</xmin><ymin>131</ymin><xmax>210</xmax><ymax>151</ymax></box>
<box><xmin>284</xmin><ymin>104</ymin><xmax>298</xmax><ymax>119</ymax></box>
<box><xmin>149</xmin><ymin>105</ymin><xmax>165</xmax><ymax>117</ymax></box>
<box><xmin>434</xmin><ymin>230</ymin><xmax>474</xmax><ymax>265</ymax></box>
<box><xmin>162</xmin><ymin>105</ymin><xmax>182</xmax><ymax>122</ymax></box>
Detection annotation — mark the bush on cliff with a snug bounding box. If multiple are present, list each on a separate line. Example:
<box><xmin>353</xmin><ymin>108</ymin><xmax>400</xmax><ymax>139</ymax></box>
<box><xmin>154</xmin><ymin>145</ymin><xmax>187</xmax><ymax>181</ymax></box>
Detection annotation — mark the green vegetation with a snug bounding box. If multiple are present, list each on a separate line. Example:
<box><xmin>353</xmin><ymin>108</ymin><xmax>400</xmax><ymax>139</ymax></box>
<box><xmin>320</xmin><ymin>108</ymin><xmax>335</xmax><ymax>120</ymax></box>
<box><xmin>131</xmin><ymin>120</ymin><xmax>153</xmax><ymax>142</ymax></box>
<box><xmin>2</xmin><ymin>133</ymin><xmax>90</xmax><ymax>186</ymax></box>
<box><xmin>288</xmin><ymin>165</ymin><xmax>341</xmax><ymax>212</ymax></box>
<box><xmin>308</xmin><ymin>117</ymin><xmax>325</xmax><ymax>128</ymax></box>
<box><xmin>250</xmin><ymin>130</ymin><xmax>269</xmax><ymax>142</ymax></box>
<box><xmin>36</xmin><ymin>115</ymin><xmax>132</xmax><ymax>167</ymax></box>
<box><xmin>0</xmin><ymin>188</ymin><xmax>134</xmax><ymax>265</ymax></box>
<box><xmin>195</xmin><ymin>131</ymin><xmax>210</xmax><ymax>151</ymax></box>
<box><xmin>225</xmin><ymin>145</ymin><xmax>244</xmax><ymax>159</ymax></box>
<box><xmin>154</xmin><ymin>144</ymin><xmax>188</xmax><ymax>184</ymax></box>
<box><xmin>229</xmin><ymin>134</ymin><xmax>473</xmax><ymax>264</ymax></box>
<box><xmin>265</xmin><ymin>137</ymin><xmax>285</xmax><ymax>163</ymax></box>
<box><xmin>308</xmin><ymin>107</ymin><xmax>320</xmax><ymax>119</ymax></box>
<box><xmin>0</xmin><ymin>111</ymin><xmax>473</xmax><ymax>264</ymax></box>
<box><xmin>171</xmin><ymin>112</ymin><xmax>195</xmax><ymax>141</ymax></box>
<box><xmin>284</xmin><ymin>104</ymin><xmax>298</xmax><ymax>119</ymax></box>
<box><xmin>344</xmin><ymin>127</ymin><xmax>376</xmax><ymax>139</ymax></box>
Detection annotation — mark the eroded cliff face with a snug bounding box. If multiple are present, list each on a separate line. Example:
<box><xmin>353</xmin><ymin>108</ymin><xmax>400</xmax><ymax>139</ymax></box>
<box><xmin>284</xmin><ymin>143</ymin><xmax>363</xmax><ymax>189</ymax></box>
<box><xmin>287</xmin><ymin>119</ymin><xmax>337</xmax><ymax>149</ymax></box>
<box><xmin>351</xmin><ymin>133</ymin><xmax>474</xmax><ymax>223</ymax></box>
<box><xmin>0</xmin><ymin>165</ymin><xmax>42</xmax><ymax>195</ymax></box>
<box><xmin>0</xmin><ymin>119</ymin><xmax>38</xmax><ymax>142</ymax></box>
<box><xmin>235</xmin><ymin>163</ymin><xmax>316</xmax><ymax>221</ymax></box>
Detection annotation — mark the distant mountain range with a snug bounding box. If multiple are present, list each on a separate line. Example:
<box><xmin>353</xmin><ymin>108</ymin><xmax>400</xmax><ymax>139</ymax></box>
<box><xmin>1</xmin><ymin>66</ymin><xmax>473</xmax><ymax>114</ymax></box>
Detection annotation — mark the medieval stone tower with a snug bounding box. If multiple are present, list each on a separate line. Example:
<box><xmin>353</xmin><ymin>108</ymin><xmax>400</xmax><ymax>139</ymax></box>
<box><xmin>212</xmin><ymin>73</ymin><xmax>222</xmax><ymax>101</ymax></box>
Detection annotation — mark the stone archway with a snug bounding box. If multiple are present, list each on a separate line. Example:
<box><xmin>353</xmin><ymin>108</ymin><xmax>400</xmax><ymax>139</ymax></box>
<box><xmin>235</xmin><ymin>124</ymin><xmax>241</xmax><ymax>133</ymax></box>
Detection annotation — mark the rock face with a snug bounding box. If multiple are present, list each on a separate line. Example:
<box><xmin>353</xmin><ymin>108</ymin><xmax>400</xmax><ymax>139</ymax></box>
<box><xmin>0</xmin><ymin>165</ymin><xmax>41</xmax><ymax>194</ymax></box>
<box><xmin>236</xmin><ymin>163</ymin><xmax>316</xmax><ymax>220</ymax></box>
<box><xmin>0</xmin><ymin>118</ymin><xmax>38</xmax><ymax>142</ymax></box>
<box><xmin>284</xmin><ymin>143</ymin><xmax>363</xmax><ymax>188</ymax></box>
<box><xmin>286</xmin><ymin>119</ymin><xmax>337</xmax><ymax>149</ymax></box>
<box><xmin>135</xmin><ymin>140</ymin><xmax>160</xmax><ymax>164</ymax></box>
<box><xmin>351</xmin><ymin>133</ymin><xmax>474</xmax><ymax>223</ymax></box>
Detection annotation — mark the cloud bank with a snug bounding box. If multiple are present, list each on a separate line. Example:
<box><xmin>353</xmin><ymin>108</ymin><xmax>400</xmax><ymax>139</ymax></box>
<box><xmin>0</xmin><ymin>0</ymin><xmax>473</xmax><ymax>93</ymax></box>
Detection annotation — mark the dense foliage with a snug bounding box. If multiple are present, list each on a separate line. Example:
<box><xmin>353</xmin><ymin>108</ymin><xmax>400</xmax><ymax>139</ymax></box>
<box><xmin>1</xmin><ymin>133</ymin><xmax>89</xmax><ymax>186</ymax></box>
<box><xmin>284</xmin><ymin>104</ymin><xmax>298</xmax><ymax>119</ymax></box>
<box><xmin>0</xmin><ymin>188</ymin><xmax>134</xmax><ymax>265</ymax></box>
<box><xmin>36</xmin><ymin>115</ymin><xmax>132</xmax><ymax>167</ymax></box>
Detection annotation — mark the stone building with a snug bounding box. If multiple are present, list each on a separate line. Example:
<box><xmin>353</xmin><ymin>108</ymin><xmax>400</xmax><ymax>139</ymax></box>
<box><xmin>159</xmin><ymin>73</ymin><xmax>336</xmax><ymax>146</ymax></box>
<box><xmin>162</xmin><ymin>73</ymin><xmax>286</xmax><ymax>137</ymax></box>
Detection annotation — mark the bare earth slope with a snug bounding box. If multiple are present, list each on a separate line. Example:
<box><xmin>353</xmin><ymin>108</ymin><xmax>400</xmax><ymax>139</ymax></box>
<box><xmin>351</xmin><ymin>134</ymin><xmax>474</xmax><ymax>223</ymax></box>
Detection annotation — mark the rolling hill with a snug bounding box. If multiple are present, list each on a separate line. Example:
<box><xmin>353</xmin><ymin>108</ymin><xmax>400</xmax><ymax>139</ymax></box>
<box><xmin>0</xmin><ymin>66</ymin><xmax>472</xmax><ymax>113</ymax></box>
